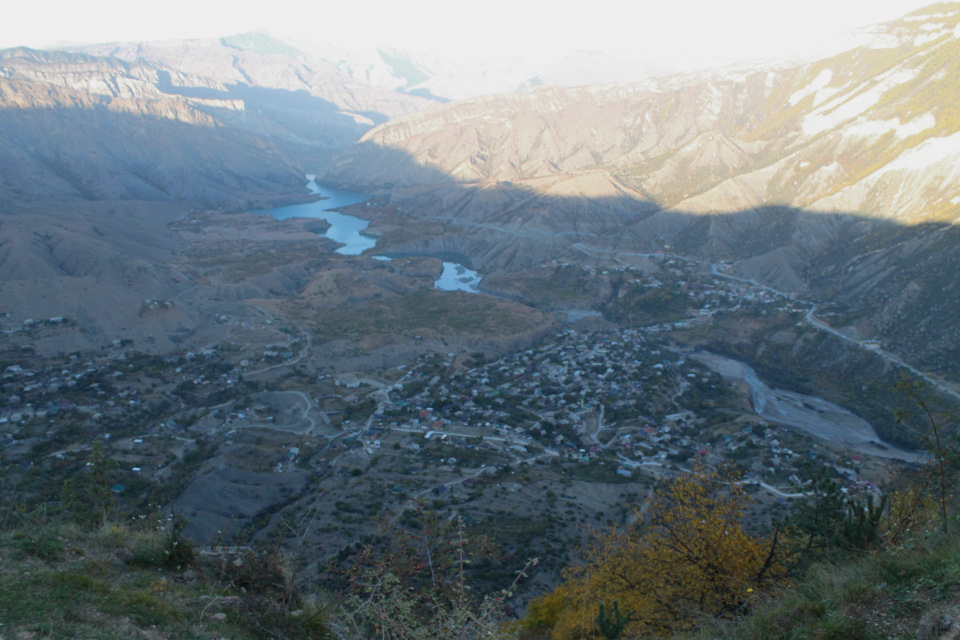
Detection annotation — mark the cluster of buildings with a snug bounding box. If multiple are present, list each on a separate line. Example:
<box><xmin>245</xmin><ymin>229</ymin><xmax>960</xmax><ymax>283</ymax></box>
<box><xmin>351</xmin><ymin>329</ymin><xmax>842</xmax><ymax>489</ymax></box>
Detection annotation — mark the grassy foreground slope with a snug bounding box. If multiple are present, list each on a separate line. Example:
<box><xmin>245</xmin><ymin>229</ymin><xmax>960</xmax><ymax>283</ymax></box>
<box><xmin>684</xmin><ymin>526</ymin><xmax>960</xmax><ymax>640</ymax></box>
<box><xmin>4</xmin><ymin>466</ymin><xmax>960</xmax><ymax>640</ymax></box>
<box><xmin>0</xmin><ymin>514</ymin><xmax>331</xmax><ymax>640</ymax></box>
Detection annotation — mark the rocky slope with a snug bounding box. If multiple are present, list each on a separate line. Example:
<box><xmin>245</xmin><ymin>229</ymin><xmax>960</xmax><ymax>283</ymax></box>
<box><xmin>2</xmin><ymin>6</ymin><xmax>959</xmax><ymax>374</ymax></box>
<box><xmin>0</xmin><ymin>47</ymin><xmax>309</xmax><ymax>204</ymax></box>
<box><xmin>325</xmin><ymin>4</ymin><xmax>960</xmax><ymax>222</ymax></box>
<box><xmin>271</xmin><ymin>35</ymin><xmax>677</xmax><ymax>101</ymax></box>
<box><xmin>78</xmin><ymin>35</ymin><xmax>434</xmax><ymax>158</ymax></box>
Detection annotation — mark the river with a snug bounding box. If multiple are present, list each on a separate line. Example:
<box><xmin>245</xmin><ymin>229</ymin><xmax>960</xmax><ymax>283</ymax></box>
<box><xmin>689</xmin><ymin>351</ymin><xmax>922</xmax><ymax>462</ymax></box>
<box><xmin>262</xmin><ymin>178</ymin><xmax>484</xmax><ymax>292</ymax></box>
<box><xmin>265</xmin><ymin>176</ymin><xmax>376</xmax><ymax>255</ymax></box>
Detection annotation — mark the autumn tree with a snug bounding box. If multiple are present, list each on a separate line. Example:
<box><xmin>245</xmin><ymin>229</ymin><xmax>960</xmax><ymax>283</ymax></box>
<box><xmin>528</xmin><ymin>463</ymin><xmax>790</xmax><ymax>638</ymax></box>
<box><xmin>522</xmin><ymin>581</ymin><xmax>587</xmax><ymax>639</ymax></box>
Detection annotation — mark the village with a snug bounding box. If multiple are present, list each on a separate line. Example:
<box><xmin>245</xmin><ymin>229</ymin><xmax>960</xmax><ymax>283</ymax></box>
<box><xmin>0</xmin><ymin>256</ymin><xmax>885</xmax><ymax>552</ymax></box>
<box><xmin>336</xmin><ymin>325</ymin><xmax>874</xmax><ymax>496</ymax></box>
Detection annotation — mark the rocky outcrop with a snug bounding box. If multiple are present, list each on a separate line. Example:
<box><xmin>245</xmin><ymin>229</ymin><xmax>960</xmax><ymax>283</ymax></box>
<box><xmin>78</xmin><ymin>38</ymin><xmax>434</xmax><ymax>153</ymax></box>
<box><xmin>0</xmin><ymin>48</ymin><xmax>309</xmax><ymax>204</ymax></box>
<box><xmin>918</xmin><ymin>609</ymin><xmax>960</xmax><ymax>640</ymax></box>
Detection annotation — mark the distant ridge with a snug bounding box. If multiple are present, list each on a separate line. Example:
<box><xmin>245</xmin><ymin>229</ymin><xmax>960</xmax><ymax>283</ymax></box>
<box><xmin>221</xmin><ymin>31</ymin><xmax>305</xmax><ymax>58</ymax></box>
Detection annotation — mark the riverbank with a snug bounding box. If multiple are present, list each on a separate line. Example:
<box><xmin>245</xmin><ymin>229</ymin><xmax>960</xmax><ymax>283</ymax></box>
<box><xmin>689</xmin><ymin>351</ymin><xmax>923</xmax><ymax>463</ymax></box>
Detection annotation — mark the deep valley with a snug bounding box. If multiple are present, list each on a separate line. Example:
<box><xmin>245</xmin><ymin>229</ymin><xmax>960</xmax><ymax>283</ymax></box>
<box><xmin>3</xmin><ymin>6</ymin><xmax>960</xmax><ymax>639</ymax></box>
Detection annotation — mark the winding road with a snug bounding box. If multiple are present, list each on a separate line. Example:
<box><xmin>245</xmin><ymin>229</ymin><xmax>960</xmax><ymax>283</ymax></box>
<box><xmin>804</xmin><ymin>306</ymin><xmax>960</xmax><ymax>402</ymax></box>
<box><xmin>575</xmin><ymin>241</ymin><xmax>960</xmax><ymax>404</ymax></box>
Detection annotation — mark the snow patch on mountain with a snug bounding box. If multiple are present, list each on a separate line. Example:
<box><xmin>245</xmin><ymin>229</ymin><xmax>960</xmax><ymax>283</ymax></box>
<box><xmin>883</xmin><ymin>130</ymin><xmax>960</xmax><ymax>173</ymax></box>
<box><xmin>904</xmin><ymin>12</ymin><xmax>956</xmax><ymax>22</ymax></box>
<box><xmin>845</xmin><ymin>113</ymin><xmax>936</xmax><ymax>139</ymax></box>
<box><xmin>788</xmin><ymin>69</ymin><xmax>835</xmax><ymax>106</ymax></box>
<box><xmin>801</xmin><ymin>68</ymin><xmax>920</xmax><ymax>136</ymax></box>
<box><xmin>809</xmin><ymin>130</ymin><xmax>960</xmax><ymax>219</ymax></box>
<box><xmin>703</xmin><ymin>83</ymin><xmax>724</xmax><ymax>118</ymax></box>
<box><xmin>913</xmin><ymin>30</ymin><xmax>949</xmax><ymax>47</ymax></box>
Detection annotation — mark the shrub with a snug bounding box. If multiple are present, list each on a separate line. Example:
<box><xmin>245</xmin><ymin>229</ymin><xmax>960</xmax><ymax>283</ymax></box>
<box><xmin>130</xmin><ymin>512</ymin><xmax>195</xmax><ymax>571</ymax></box>
<box><xmin>333</xmin><ymin>511</ymin><xmax>535</xmax><ymax>639</ymax></box>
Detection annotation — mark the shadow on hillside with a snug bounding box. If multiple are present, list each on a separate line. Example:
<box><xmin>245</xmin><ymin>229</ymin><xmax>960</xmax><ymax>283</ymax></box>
<box><xmin>1</xmin><ymin>77</ymin><xmax>957</xmax><ymax>404</ymax></box>
<box><xmin>0</xmin><ymin>46</ymin><xmax>392</xmax><ymax>167</ymax></box>
<box><xmin>319</xmin><ymin>141</ymin><xmax>958</xmax><ymax>267</ymax></box>
<box><xmin>316</xmin><ymin>142</ymin><xmax>960</xmax><ymax>384</ymax></box>
<box><xmin>320</xmin><ymin>141</ymin><xmax>958</xmax><ymax>269</ymax></box>
<box><xmin>158</xmin><ymin>70</ymin><xmax>391</xmax><ymax>122</ymax></box>
<box><xmin>155</xmin><ymin>70</ymin><xmax>387</xmax><ymax>152</ymax></box>
<box><xmin>0</xmin><ymin>105</ymin><xmax>313</xmax><ymax>205</ymax></box>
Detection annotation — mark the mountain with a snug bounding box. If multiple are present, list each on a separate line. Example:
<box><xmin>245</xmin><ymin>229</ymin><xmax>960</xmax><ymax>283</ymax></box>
<box><xmin>0</xmin><ymin>41</ymin><xmax>433</xmax><ymax>353</ymax></box>
<box><xmin>319</xmin><ymin>3</ymin><xmax>960</xmax><ymax>378</ymax></box>
<box><xmin>5</xmin><ymin>14</ymin><xmax>960</xmax><ymax>639</ymax></box>
<box><xmin>74</xmin><ymin>32</ymin><xmax>675</xmax><ymax>126</ymax></box>
<box><xmin>0</xmin><ymin>46</ymin><xmax>304</xmax><ymax>204</ymax></box>
<box><xmin>76</xmin><ymin>35</ymin><xmax>435</xmax><ymax>163</ymax></box>
<box><xmin>226</xmin><ymin>31</ymin><xmax>678</xmax><ymax>102</ymax></box>
<box><xmin>2</xmin><ymin>6</ymin><xmax>960</xmax><ymax>376</ymax></box>
<box><xmin>324</xmin><ymin>5</ymin><xmax>960</xmax><ymax>219</ymax></box>
<box><xmin>311</xmin><ymin>45</ymin><xmax>678</xmax><ymax>101</ymax></box>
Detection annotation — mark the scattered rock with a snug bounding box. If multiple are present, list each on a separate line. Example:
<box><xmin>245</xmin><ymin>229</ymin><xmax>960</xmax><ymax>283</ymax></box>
<box><xmin>918</xmin><ymin>610</ymin><xmax>960</xmax><ymax>640</ymax></box>
<box><xmin>177</xmin><ymin>568</ymin><xmax>197</xmax><ymax>582</ymax></box>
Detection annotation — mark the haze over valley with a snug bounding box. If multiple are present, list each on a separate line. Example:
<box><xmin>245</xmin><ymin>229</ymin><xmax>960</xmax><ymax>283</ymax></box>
<box><xmin>2</xmin><ymin>3</ymin><xmax>960</xmax><ymax>638</ymax></box>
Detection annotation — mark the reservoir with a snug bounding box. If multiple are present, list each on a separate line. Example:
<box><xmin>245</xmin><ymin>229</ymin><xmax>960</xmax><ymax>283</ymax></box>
<box><xmin>265</xmin><ymin>176</ymin><xmax>376</xmax><ymax>255</ymax></box>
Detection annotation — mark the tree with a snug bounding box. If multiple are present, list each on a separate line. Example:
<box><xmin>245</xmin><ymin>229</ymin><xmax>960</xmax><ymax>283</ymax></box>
<box><xmin>62</xmin><ymin>442</ymin><xmax>117</xmax><ymax>528</ymax></box>
<box><xmin>521</xmin><ymin>582</ymin><xmax>584</xmax><ymax>639</ymax></box>
<box><xmin>535</xmin><ymin>463</ymin><xmax>790</xmax><ymax>637</ymax></box>
<box><xmin>896</xmin><ymin>380</ymin><xmax>958</xmax><ymax>534</ymax></box>
<box><xmin>787</xmin><ymin>469</ymin><xmax>887</xmax><ymax>559</ymax></box>
<box><xmin>785</xmin><ymin>469</ymin><xmax>850</xmax><ymax>557</ymax></box>
<box><xmin>334</xmin><ymin>506</ymin><xmax>535</xmax><ymax>640</ymax></box>
<box><xmin>595</xmin><ymin>601</ymin><xmax>631</xmax><ymax>639</ymax></box>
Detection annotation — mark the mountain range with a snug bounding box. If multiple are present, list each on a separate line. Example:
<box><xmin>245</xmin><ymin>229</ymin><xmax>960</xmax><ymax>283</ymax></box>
<box><xmin>318</xmin><ymin>3</ymin><xmax>960</xmax><ymax>379</ymax></box>
<box><xmin>5</xmin><ymin>13</ymin><xmax>960</xmax><ymax>637</ymax></box>
<box><xmin>1</xmin><ymin>3</ymin><xmax>959</xmax><ymax>381</ymax></box>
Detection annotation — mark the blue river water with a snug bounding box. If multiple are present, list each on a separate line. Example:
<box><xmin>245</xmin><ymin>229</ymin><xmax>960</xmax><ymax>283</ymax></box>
<box><xmin>264</xmin><ymin>177</ymin><xmax>376</xmax><ymax>255</ymax></box>
<box><xmin>262</xmin><ymin>177</ymin><xmax>482</xmax><ymax>291</ymax></box>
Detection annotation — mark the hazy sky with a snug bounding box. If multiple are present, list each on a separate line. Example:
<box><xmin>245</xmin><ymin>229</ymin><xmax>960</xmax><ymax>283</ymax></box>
<box><xmin>3</xmin><ymin>0</ymin><xmax>944</xmax><ymax>67</ymax></box>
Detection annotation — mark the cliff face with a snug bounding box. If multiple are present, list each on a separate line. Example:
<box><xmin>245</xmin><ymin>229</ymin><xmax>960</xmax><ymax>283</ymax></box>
<box><xmin>2</xmin><ymin>7</ymin><xmax>960</xmax><ymax>370</ymax></box>
<box><xmin>0</xmin><ymin>48</ymin><xmax>308</xmax><ymax>204</ymax></box>
<box><xmin>79</xmin><ymin>38</ymin><xmax>435</xmax><ymax>152</ymax></box>
<box><xmin>0</xmin><ymin>39</ymin><xmax>441</xmax><ymax>205</ymax></box>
